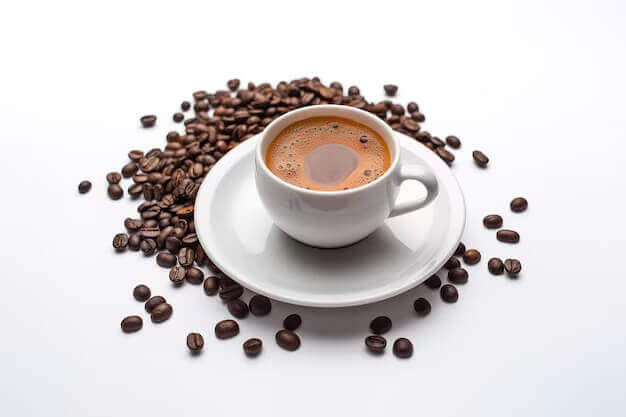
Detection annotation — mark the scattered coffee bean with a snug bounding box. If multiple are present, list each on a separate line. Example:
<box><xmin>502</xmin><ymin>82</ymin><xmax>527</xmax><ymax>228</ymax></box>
<box><xmin>365</xmin><ymin>335</ymin><xmax>387</xmax><ymax>354</ymax></box>
<box><xmin>384</xmin><ymin>84</ymin><xmax>398</xmax><ymax>96</ymax></box>
<box><xmin>106</xmin><ymin>172</ymin><xmax>122</xmax><ymax>184</ymax></box>
<box><xmin>249</xmin><ymin>295</ymin><xmax>272</xmax><ymax>316</ymax></box>
<box><xmin>504</xmin><ymin>258</ymin><xmax>522</xmax><ymax>277</ymax></box>
<box><xmin>448</xmin><ymin>267</ymin><xmax>469</xmax><ymax>284</ymax></box>
<box><xmin>496</xmin><ymin>229</ymin><xmax>520</xmax><ymax>243</ymax></box>
<box><xmin>156</xmin><ymin>253</ymin><xmax>177</xmax><ymax>268</ymax></box>
<box><xmin>454</xmin><ymin>242</ymin><xmax>466</xmax><ymax>256</ymax></box>
<box><xmin>151</xmin><ymin>303</ymin><xmax>173</xmax><ymax>323</ymax></box>
<box><xmin>444</xmin><ymin>257</ymin><xmax>461</xmax><ymax>269</ymax></box>
<box><xmin>203</xmin><ymin>276</ymin><xmax>220</xmax><ymax>296</ymax></box>
<box><xmin>173</xmin><ymin>112</ymin><xmax>184</xmax><ymax>123</ymax></box>
<box><xmin>436</xmin><ymin>147</ymin><xmax>455</xmax><ymax>164</ymax></box>
<box><xmin>463</xmin><ymin>249</ymin><xmax>481</xmax><ymax>265</ymax></box>
<box><xmin>219</xmin><ymin>278</ymin><xmax>244</xmax><ymax>301</ymax></box>
<box><xmin>78</xmin><ymin>180</ymin><xmax>92</xmax><ymax>194</ymax></box>
<box><xmin>128</xmin><ymin>150</ymin><xmax>144</xmax><ymax>161</ymax></box>
<box><xmin>121</xmin><ymin>162</ymin><xmax>138</xmax><ymax>178</ymax></box>
<box><xmin>185</xmin><ymin>267</ymin><xmax>204</xmax><ymax>284</ymax></box>
<box><xmin>227</xmin><ymin>79</ymin><xmax>240</xmax><ymax>91</ymax></box>
<box><xmin>510</xmin><ymin>197</ymin><xmax>528</xmax><ymax>212</ymax></box>
<box><xmin>140</xmin><ymin>238</ymin><xmax>157</xmax><ymax>255</ymax></box>
<box><xmin>215</xmin><ymin>319</ymin><xmax>239</xmax><ymax>339</ymax></box>
<box><xmin>413</xmin><ymin>298</ymin><xmax>431</xmax><ymax>316</ymax></box>
<box><xmin>108</xmin><ymin>184</ymin><xmax>123</xmax><ymax>200</ymax></box>
<box><xmin>348</xmin><ymin>86</ymin><xmax>360</xmax><ymax>96</ymax></box>
<box><xmin>243</xmin><ymin>338</ymin><xmax>263</xmax><ymax>356</ymax></box>
<box><xmin>370</xmin><ymin>316</ymin><xmax>392</xmax><ymax>335</ymax></box>
<box><xmin>483</xmin><ymin>214</ymin><xmax>503</xmax><ymax>229</ymax></box>
<box><xmin>186</xmin><ymin>332</ymin><xmax>204</xmax><ymax>352</ymax></box>
<box><xmin>124</xmin><ymin>218</ymin><xmax>143</xmax><ymax>232</ymax></box>
<box><xmin>424</xmin><ymin>275</ymin><xmax>442</xmax><ymax>289</ymax></box>
<box><xmin>393</xmin><ymin>338</ymin><xmax>413</xmax><ymax>358</ymax></box>
<box><xmin>488</xmin><ymin>257</ymin><xmax>505</xmax><ymax>275</ymax></box>
<box><xmin>412</xmin><ymin>112</ymin><xmax>426</xmax><ymax>122</ymax></box>
<box><xmin>283</xmin><ymin>314</ymin><xmax>302</xmax><ymax>331</ymax></box>
<box><xmin>121</xmin><ymin>316</ymin><xmax>143</xmax><ymax>333</ymax></box>
<box><xmin>440</xmin><ymin>284</ymin><xmax>459</xmax><ymax>303</ymax></box>
<box><xmin>145</xmin><ymin>295</ymin><xmax>166</xmax><ymax>313</ymax></box>
<box><xmin>472</xmin><ymin>150</ymin><xmax>489</xmax><ymax>167</ymax></box>
<box><xmin>133</xmin><ymin>284</ymin><xmax>151</xmax><ymax>301</ymax></box>
<box><xmin>178</xmin><ymin>247</ymin><xmax>195</xmax><ymax>267</ymax></box>
<box><xmin>112</xmin><ymin>233</ymin><xmax>129</xmax><ymax>250</ymax></box>
<box><xmin>275</xmin><ymin>330</ymin><xmax>301</xmax><ymax>351</ymax></box>
<box><xmin>128</xmin><ymin>234</ymin><xmax>141</xmax><ymax>251</ymax></box>
<box><xmin>140</xmin><ymin>115</ymin><xmax>157</xmax><ymax>127</ymax></box>
<box><xmin>407</xmin><ymin>102</ymin><xmax>419</xmax><ymax>113</ymax></box>
<box><xmin>169</xmin><ymin>266</ymin><xmax>186</xmax><ymax>285</ymax></box>
<box><xmin>227</xmin><ymin>299</ymin><xmax>249</xmax><ymax>319</ymax></box>
<box><xmin>181</xmin><ymin>101</ymin><xmax>190</xmax><ymax>111</ymax></box>
<box><xmin>445</xmin><ymin>135</ymin><xmax>461</xmax><ymax>148</ymax></box>
<box><xmin>165</xmin><ymin>236</ymin><xmax>182</xmax><ymax>254</ymax></box>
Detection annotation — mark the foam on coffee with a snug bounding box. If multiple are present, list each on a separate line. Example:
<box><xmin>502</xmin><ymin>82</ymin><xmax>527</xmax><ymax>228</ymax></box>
<box><xmin>265</xmin><ymin>117</ymin><xmax>391</xmax><ymax>191</ymax></box>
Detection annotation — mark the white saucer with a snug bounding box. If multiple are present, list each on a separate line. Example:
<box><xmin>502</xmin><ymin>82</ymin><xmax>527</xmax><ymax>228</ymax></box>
<box><xmin>194</xmin><ymin>132</ymin><xmax>466</xmax><ymax>307</ymax></box>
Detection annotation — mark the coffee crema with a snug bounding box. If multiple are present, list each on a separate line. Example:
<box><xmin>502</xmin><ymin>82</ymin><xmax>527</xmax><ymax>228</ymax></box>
<box><xmin>265</xmin><ymin>117</ymin><xmax>391</xmax><ymax>191</ymax></box>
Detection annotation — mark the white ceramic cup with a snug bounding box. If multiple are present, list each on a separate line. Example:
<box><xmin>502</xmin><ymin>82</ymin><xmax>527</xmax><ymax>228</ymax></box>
<box><xmin>255</xmin><ymin>105</ymin><xmax>439</xmax><ymax>248</ymax></box>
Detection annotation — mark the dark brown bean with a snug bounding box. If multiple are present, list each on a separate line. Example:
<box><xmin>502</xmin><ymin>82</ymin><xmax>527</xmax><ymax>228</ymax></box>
<box><xmin>441</xmin><ymin>284</ymin><xmax>459</xmax><ymax>303</ymax></box>
<box><xmin>444</xmin><ymin>257</ymin><xmax>461</xmax><ymax>269</ymax></box>
<box><xmin>173</xmin><ymin>112</ymin><xmax>184</xmax><ymax>123</ymax></box>
<box><xmin>156</xmin><ymin>253</ymin><xmax>177</xmax><ymax>268</ymax></box>
<box><xmin>424</xmin><ymin>275</ymin><xmax>442</xmax><ymax>289</ymax></box>
<box><xmin>227</xmin><ymin>299</ymin><xmax>249</xmax><ymax>319</ymax></box>
<box><xmin>275</xmin><ymin>330</ymin><xmax>300</xmax><ymax>351</ymax></box>
<box><xmin>133</xmin><ymin>284</ymin><xmax>151</xmax><ymax>301</ymax></box>
<box><xmin>108</xmin><ymin>184</ymin><xmax>123</xmax><ymax>200</ymax></box>
<box><xmin>445</xmin><ymin>135</ymin><xmax>461</xmax><ymax>148</ymax></box>
<box><xmin>436</xmin><ymin>147</ymin><xmax>455</xmax><ymax>164</ymax></box>
<box><xmin>203</xmin><ymin>276</ymin><xmax>220</xmax><ymax>296</ymax></box>
<box><xmin>112</xmin><ymin>233</ymin><xmax>129</xmax><ymax>250</ymax></box>
<box><xmin>249</xmin><ymin>295</ymin><xmax>271</xmax><ymax>316</ymax></box>
<box><xmin>393</xmin><ymin>338</ymin><xmax>413</xmax><ymax>358</ymax></box>
<box><xmin>145</xmin><ymin>295</ymin><xmax>166</xmax><ymax>313</ymax></box>
<box><xmin>140</xmin><ymin>115</ymin><xmax>157</xmax><ymax>127</ymax></box>
<box><xmin>78</xmin><ymin>180</ymin><xmax>92</xmax><ymax>194</ymax></box>
<box><xmin>243</xmin><ymin>338</ymin><xmax>263</xmax><ymax>356</ymax></box>
<box><xmin>185</xmin><ymin>267</ymin><xmax>204</xmax><ymax>284</ymax></box>
<box><xmin>510</xmin><ymin>197</ymin><xmax>528</xmax><ymax>212</ymax></box>
<box><xmin>504</xmin><ymin>258</ymin><xmax>522</xmax><ymax>277</ymax></box>
<box><xmin>178</xmin><ymin>247</ymin><xmax>195</xmax><ymax>267</ymax></box>
<box><xmin>124</xmin><ymin>218</ymin><xmax>143</xmax><ymax>232</ymax></box>
<box><xmin>370</xmin><ymin>316</ymin><xmax>392</xmax><ymax>335</ymax></box>
<box><xmin>106</xmin><ymin>172</ymin><xmax>122</xmax><ymax>184</ymax></box>
<box><xmin>186</xmin><ymin>333</ymin><xmax>204</xmax><ymax>352</ymax></box>
<box><xmin>169</xmin><ymin>266</ymin><xmax>186</xmax><ymax>285</ymax></box>
<box><xmin>365</xmin><ymin>335</ymin><xmax>387</xmax><ymax>354</ymax></box>
<box><xmin>413</xmin><ymin>298</ymin><xmax>431</xmax><ymax>316</ymax></box>
<box><xmin>472</xmin><ymin>150</ymin><xmax>489</xmax><ymax>167</ymax></box>
<box><xmin>121</xmin><ymin>316</ymin><xmax>143</xmax><ymax>333</ymax></box>
<box><xmin>283</xmin><ymin>314</ymin><xmax>302</xmax><ymax>331</ymax></box>
<box><xmin>497</xmin><ymin>229</ymin><xmax>520</xmax><ymax>243</ymax></box>
<box><xmin>407</xmin><ymin>102</ymin><xmax>419</xmax><ymax>113</ymax></box>
<box><xmin>181</xmin><ymin>101</ymin><xmax>191</xmax><ymax>111</ymax></box>
<box><xmin>463</xmin><ymin>249</ymin><xmax>481</xmax><ymax>265</ymax></box>
<box><xmin>128</xmin><ymin>234</ymin><xmax>141</xmax><ymax>251</ymax></box>
<box><xmin>128</xmin><ymin>150</ymin><xmax>144</xmax><ymax>161</ymax></box>
<box><xmin>348</xmin><ymin>86</ymin><xmax>360</xmax><ymax>96</ymax></box>
<box><xmin>227</xmin><ymin>79</ymin><xmax>240</xmax><ymax>91</ymax></box>
<box><xmin>384</xmin><ymin>84</ymin><xmax>398</xmax><ymax>96</ymax></box>
<box><xmin>488</xmin><ymin>258</ymin><xmax>505</xmax><ymax>275</ymax></box>
<box><xmin>215</xmin><ymin>319</ymin><xmax>239</xmax><ymax>339</ymax></box>
<box><xmin>219</xmin><ymin>278</ymin><xmax>244</xmax><ymax>301</ymax></box>
<box><xmin>483</xmin><ymin>214</ymin><xmax>503</xmax><ymax>229</ymax></box>
<box><xmin>122</xmin><ymin>162</ymin><xmax>138</xmax><ymax>178</ymax></box>
<box><xmin>151</xmin><ymin>303</ymin><xmax>173</xmax><ymax>323</ymax></box>
<box><xmin>140</xmin><ymin>238</ymin><xmax>157</xmax><ymax>255</ymax></box>
<box><xmin>454</xmin><ymin>242</ymin><xmax>466</xmax><ymax>256</ymax></box>
<box><xmin>448</xmin><ymin>268</ymin><xmax>469</xmax><ymax>284</ymax></box>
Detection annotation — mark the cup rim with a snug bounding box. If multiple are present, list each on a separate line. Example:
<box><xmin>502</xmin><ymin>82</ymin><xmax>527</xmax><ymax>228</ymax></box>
<box><xmin>255</xmin><ymin>104</ymin><xmax>400</xmax><ymax>196</ymax></box>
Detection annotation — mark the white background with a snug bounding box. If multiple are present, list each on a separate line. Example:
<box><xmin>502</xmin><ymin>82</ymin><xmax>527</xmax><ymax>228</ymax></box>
<box><xmin>1</xmin><ymin>0</ymin><xmax>625</xmax><ymax>416</ymax></box>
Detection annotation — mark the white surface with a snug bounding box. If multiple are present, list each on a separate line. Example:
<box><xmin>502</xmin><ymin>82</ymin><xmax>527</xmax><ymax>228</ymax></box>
<box><xmin>1</xmin><ymin>0</ymin><xmax>625</xmax><ymax>416</ymax></box>
<box><xmin>196</xmin><ymin>131</ymin><xmax>464</xmax><ymax>306</ymax></box>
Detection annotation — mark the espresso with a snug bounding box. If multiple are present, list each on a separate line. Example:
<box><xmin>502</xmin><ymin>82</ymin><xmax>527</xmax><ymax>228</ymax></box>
<box><xmin>266</xmin><ymin>117</ymin><xmax>391</xmax><ymax>191</ymax></box>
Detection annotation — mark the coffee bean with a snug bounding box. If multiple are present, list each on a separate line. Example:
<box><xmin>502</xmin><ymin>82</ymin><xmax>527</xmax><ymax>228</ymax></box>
<box><xmin>215</xmin><ymin>319</ymin><xmax>239</xmax><ymax>339</ymax></box>
<box><xmin>496</xmin><ymin>229</ymin><xmax>520</xmax><ymax>243</ymax></box>
<box><xmin>275</xmin><ymin>330</ymin><xmax>300</xmax><ymax>351</ymax></box>
<box><xmin>121</xmin><ymin>316</ymin><xmax>143</xmax><ymax>333</ymax></box>
<box><xmin>444</xmin><ymin>257</ymin><xmax>461</xmax><ymax>269</ymax></box>
<box><xmin>128</xmin><ymin>234</ymin><xmax>141</xmax><ymax>251</ymax></box>
<box><xmin>510</xmin><ymin>197</ymin><xmax>528</xmax><ymax>212</ymax></box>
<box><xmin>106</xmin><ymin>172</ymin><xmax>122</xmax><ymax>184</ymax></box>
<box><xmin>181</xmin><ymin>101</ymin><xmax>191</xmax><ymax>111</ymax></box>
<box><xmin>185</xmin><ymin>267</ymin><xmax>204</xmax><ymax>284</ymax></box>
<box><xmin>178</xmin><ymin>247</ymin><xmax>195</xmax><ymax>267</ymax></box>
<box><xmin>413</xmin><ymin>298</ymin><xmax>431</xmax><ymax>316</ymax></box>
<box><xmin>128</xmin><ymin>150</ymin><xmax>144</xmax><ymax>161</ymax></box>
<box><xmin>472</xmin><ymin>150</ymin><xmax>489</xmax><ymax>167</ymax></box>
<box><xmin>463</xmin><ymin>249</ymin><xmax>481</xmax><ymax>265</ymax></box>
<box><xmin>436</xmin><ymin>147</ymin><xmax>455</xmax><ymax>164</ymax></box>
<box><xmin>187</xmin><ymin>333</ymin><xmax>204</xmax><ymax>352</ymax></box>
<box><xmin>78</xmin><ymin>180</ymin><xmax>92</xmax><ymax>194</ymax></box>
<box><xmin>107</xmin><ymin>184</ymin><xmax>123</xmax><ymax>200</ymax></box>
<box><xmin>227</xmin><ymin>299</ymin><xmax>249</xmax><ymax>319</ymax></box>
<box><xmin>151</xmin><ymin>303</ymin><xmax>173</xmax><ymax>323</ymax></box>
<box><xmin>169</xmin><ymin>266</ymin><xmax>186</xmax><ymax>285</ymax></box>
<box><xmin>165</xmin><ymin>236</ymin><xmax>182</xmax><ymax>254</ymax></box>
<box><xmin>140</xmin><ymin>227</ymin><xmax>160</xmax><ymax>239</ymax></box>
<box><xmin>393</xmin><ymin>338</ymin><xmax>413</xmax><ymax>358</ymax></box>
<box><xmin>124</xmin><ymin>218</ymin><xmax>143</xmax><ymax>232</ymax></box>
<box><xmin>156</xmin><ymin>253</ymin><xmax>177</xmax><ymax>268</ymax></box>
<box><xmin>488</xmin><ymin>257</ymin><xmax>504</xmax><ymax>275</ymax></box>
<box><xmin>249</xmin><ymin>295</ymin><xmax>271</xmax><ymax>316</ymax></box>
<box><xmin>283</xmin><ymin>314</ymin><xmax>302</xmax><ymax>331</ymax></box>
<box><xmin>181</xmin><ymin>233</ymin><xmax>198</xmax><ymax>246</ymax></box>
<box><xmin>219</xmin><ymin>278</ymin><xmax>244</xmax><ymax>301</ymax></box>
<box><xmin>145</xmin><ymin>295</ymin><xmax>166</xmax><ymax>313</ymax></box>
<box><xmin>348</xmin><ymin>86</ymin><xmax>360</xmax><ymax>96</ymax></box>
<box><xmin>140</xmin><ymin>115</ymin><xmax>157</xmax><ymax>127</ymax></box>
<box><xmin>440</xmin><ymin>284</ymin><xmax>459</xmax><ymax>303</ymax></box>
<box><xmin>431</xmin><ymin>136</ymin><xmax>445</xmax><ymax>148</ymax></box>
<box><xmin>365</xmin><ymin>335</ymin><xmax>387</xmax><ymax>354</ymax></box>
<box><xmin>140</xmin><ymin>238</ymin><xmax>157</xmax><ymax>255</ymax></box>
<box><xmin>445</xmin><ymin>135</ymin><xmax>461</xmax><ymax>148</ymax></box>
<box><xmin>370</xmin><ymin>316</ymin><xmax>392</xmax><ymax>335</ymax></box>
<box><xmin>243</xmin><ymin>338</ymin><xmax>262</xmax><ymax>356</ymax></box>
<box><xmin>411</xmin><ymin>112</ymin><xmax>425</xmax><ymax>122</ymax></box>
<box><xmin>504</xmin><ymin>258</ymin><xmax>522</xmax><ymax>277</ymax></box>
<box><xmin>112</xmin><ymin>233</ymin><xmax>129</xmax><ymax>250</ymax></box>
<box><xmin>483</xmin><ymin>214</ymin><xmax>503</xmax><ymax>229</ymax></box>
<box><xmin>384</xmin><ymin>84</ymin><xmax>398</xmax><ymax>96</ymax></box>
<box><xmin>203</xmin><ymin>276</ymin><xmax>220</xmax><ymax>296</ymax></box>
<box><xmin>424</xmin><ymin>275</ymin><xmax>442</xmax><ymax>289</ymax></box>
<box><xmin>454</xmin><ymin>242</ymin><xmax>466</xmax><ymax>256</ymax></box>
<box><xmin>407</xmin><ymin>102</ymin><xmax>419</xmax><ymax>113</ymax></box>
<box><xmin>227</xmin><ymin>79</ymin><xmax>240</xmax><ymax>91</ymax></box>
<box><xmin>122</xmin><ymin>162</ymin><xmax>138</xmax><ymax>178</ymax></box>
<box><xmin>133</xmin><ymin>284</ymin><xmax>151</xmax><ymax>301</ymax></box>
<box><xmin>173</xmin><ymin>112</ymin><xmax>184</xmax><ymax>123</ymax></box>
<box><xmin>448</xmin><ymin>267</ymin><xmax>469</xmax><ymax>284</ymax></box>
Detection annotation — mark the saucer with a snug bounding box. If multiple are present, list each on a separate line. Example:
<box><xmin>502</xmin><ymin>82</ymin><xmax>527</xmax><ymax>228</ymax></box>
<box><xmin>194</xmin><ymin>132</ymin><xmax>466</xmax><ymax>307</ymax></box>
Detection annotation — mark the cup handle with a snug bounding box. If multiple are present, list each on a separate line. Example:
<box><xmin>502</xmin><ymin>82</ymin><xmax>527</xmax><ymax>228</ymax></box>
<box><xmin>389</xmin><ymin>164</ymin><xmax>439</xmax><ymax>218</ymax></box>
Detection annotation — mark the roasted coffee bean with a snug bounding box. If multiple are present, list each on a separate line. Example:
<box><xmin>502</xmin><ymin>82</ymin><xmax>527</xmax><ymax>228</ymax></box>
<box><xmin>401</xmin><ymin>118</ymin><xmax>420</xmax><ymax>132</ymax></box>
<box><xmin>108</xmin><ymin>184</ymin><xmax>123</xmax><ymax>200</ymax></box>
<box><xmin>249</xmin><ymin>295</ymin><xmax>272</xmax><ymax>316</ymax></box>
<box><xmin>424</xmin><ymin>275</ymin><xmax>442</xmax><ymax>289</ymax></box>
<box><xmin>411</xmin><ymin>112</ymin><xmax>425</xmax><ymax>122</ymax></box>
<box><xmin>436</xmin><ymin>147</ymin><xmax>455</xmax><ymax>164</ymax></box>
<box><xmin>472</xmin><ymin>150</ymin><xmax>489</xmax><ymax>167</ymax></box>
<box><xmin>106</xmin><ymin>172</ymin><xmax>122</xmax><ymax>184</ymax></box>
<box><xmin>431</xmin><ymin>136</ymin><xmax>445</xmax><ymax>148</ymax></box>
<box><xmin>151</xmin><ymin>303</ymin><xmax>173</xmax><ymax>323</ymax></box>
<box><xmin>488</xmin><ymin>257</ymin><xmax>505</xmax><ymax>275</ymax></box>
<box><xmin>173</xmin><ymin>112</ymin><xmax>184</xmax><ymax>123</ymax></box>
<box><xmin>370</xmin><ymin>316</ymin><xmax>392</xmax><ymax>335</ymax></box>
<box><xmin>463</xmin><ymin>249</ymin><xmax>481</xmax><ymax>265</ymax></box>
<box><xmin>169</xmin><ymin>266</ymin><xmax>186</xmax><ymax>285</ymax></box>
<box><xmin>178</xmin><ymin>247</ymin><xmax>195</xmax><ymax>267</ymax></box>
<box><xmin>384</xmin><ymin>84</ymin><xmax>398</xmax><ymax>96</ymax></box>
<box><xmin>440</xmin><ymin>284</ymin><xmax>459</xmax><ymax>303</ymax></box>
<box><xmin>165</xmin><ymin>236</ymin><xmax>182</xmax><ymax>254</ymax></box>
<box><xmin>122</xmin><ymin>162</ymin><xmax>138</xmax><ymax>178</ymax></box>
<box><xmin>510</xmin><ymin>197</ymin><xmax>528</xmax><ymax>212</ymax></box>
<box><xmin>203</xmin><ymin>276</ymin><xmax>220</xmax><ymax>295</ymax></box>
<box><xmin>215</xmin><ymin>319</ymin><xmax>239</xmax><ymax>339</ymax></box>
<box><xmin>393</xmin><ymin>338</ymin><xmax>413</xmax><ymax>358</ymax></box>
<box><xmin>348</xmin><ymin>85</ymin><xmax>360</xmax><ymax>96</ymax></box>
<box><xmin>124</xmin><ymin>218</ymin><xmax>143</xmax><ymax>232</ymax></box>
<box><xmin>186</xmin><ymin>333</ymin><xmax>204</xmax><ymax>352</ymax></box>
<box><xmin>407</xmin><ymin>102</ymin><xmax>419</xmax><ymax>113</ymax></box>
<box><xmin>444</xmin><ymin>257</ymin><xmax>461</xmax><ymax>269</ymax></box>
<box><xmin>78</xmin><ymin>180</ymin><xmax>92</xmax><ymax>194</ymax></box>
<box><xmin>128</xmin><ymin>234</ymin><xmax>141</xmax><ymax>251</ymax></box>
<box><xmin>133</xmin><ymin>284</ymin><xmax>151</xmax><ymax>301</ymax></box>
<box><xmin>448</xmin><ymin>268</ymin><xmax>469</xmax><ymax>284</ymax></box>
<box><xmin>283</xmin><ymin>314</ymin><xmax>302</xmax><ymax>331</ymax></box>
<box><xmin>454</xmin><ymin>242</ymin><xmax>466</xmax><ymax>256</ymax></box>
<box><xmin>243</xmin><ymin>338</ymin><xmax>262</xmax><ymax>356</ymax></box>
<box><xmin>365</xmin><ymin>335</ymin><xmax>387</xmax><ymax>353</ymax></box>
<box><xmin>156</xmin><ymin>253</ymin><xmax>177</xmax><ymax>268</ymax></box>
<box><xmin>445</xmin><ymin>135</ymin><xmax>461</xmax><ymax>148</ymax></box>
<box><xmin>483</xmin><ymin>214</ymin><xmax>503</xmax><ymax>229</ymax></box>
<box><xmin>156</xmin><ymin>226</ymin><xmax>173</xmax><ymax>248</ymax></box>
<box><xmin>413</xmin><ymin>298</ymin><xmax>431</xmax><ymax>316</ymax></box>
<box><xmin>140</xmin><ymin>238</ymin><xmax>157</xmax><ymax>255</ymax></box>
<box><xmin>275</xmin><ymin>330</ymin><xmax>300</xmax><ymax>351</ymax></box>
<box><xmin>227</xmin><ymin>299</ymin><xmax>249</xmax><ymax>319</ymax></box>
<box><xmin>145</xmin><ymin>295</ymin><xmax>166</xmax><ymax>313</ymax></box>
<box><xmin>504</xmin><ymin>258</ymin><xmax>522</xmax><ymax>277</ymax></box>
<box><xmin>497</xmin><ymin>229</ymin><xmax>520</xmax><ymax>243</ymax></box>
<box><xmin>140</xmin><ymin>227</ymin><xmax>160</xmax><ymax>239</ymax></box>
<box><xmin>140</xmin><ymin>115</ymin><xmax>157</xmax><ymax>127</ymax></box>
<box><xmin>181</xmin><ymin>233</ymin><xmax>198</xmax><ymax>246</ymax></box>
<box><xmin>227</xmin><ymin>79</ymin><xmax>241</xmax><ymax>91</ymax></box>
<box><xmin>128</xmin><ymin>150</ymin><xmax>144</xmax><ymax>161</ymax></box>
<box><xmin>219</xmin><ymin>279</ymin><xmax>244</xmax><ymax>301</ymax></box>
<box><xmin>112</xmin><ymin>233</ymin><xmax>129</xmax><ymax>250</ymax></box>
<box><xmin>181</xmin><ymin>101</ymin><xmax>191</xmax><ymax>111</ymax></box>
<box><xmin>121</xmin><ymin>316</ymin><xmax>143</xmax><ymax>333</ymax></box>
<box><xmin>185</xmin><ymin>267</ymin><xmax>204</xmax><ymax>284</ymax></box>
